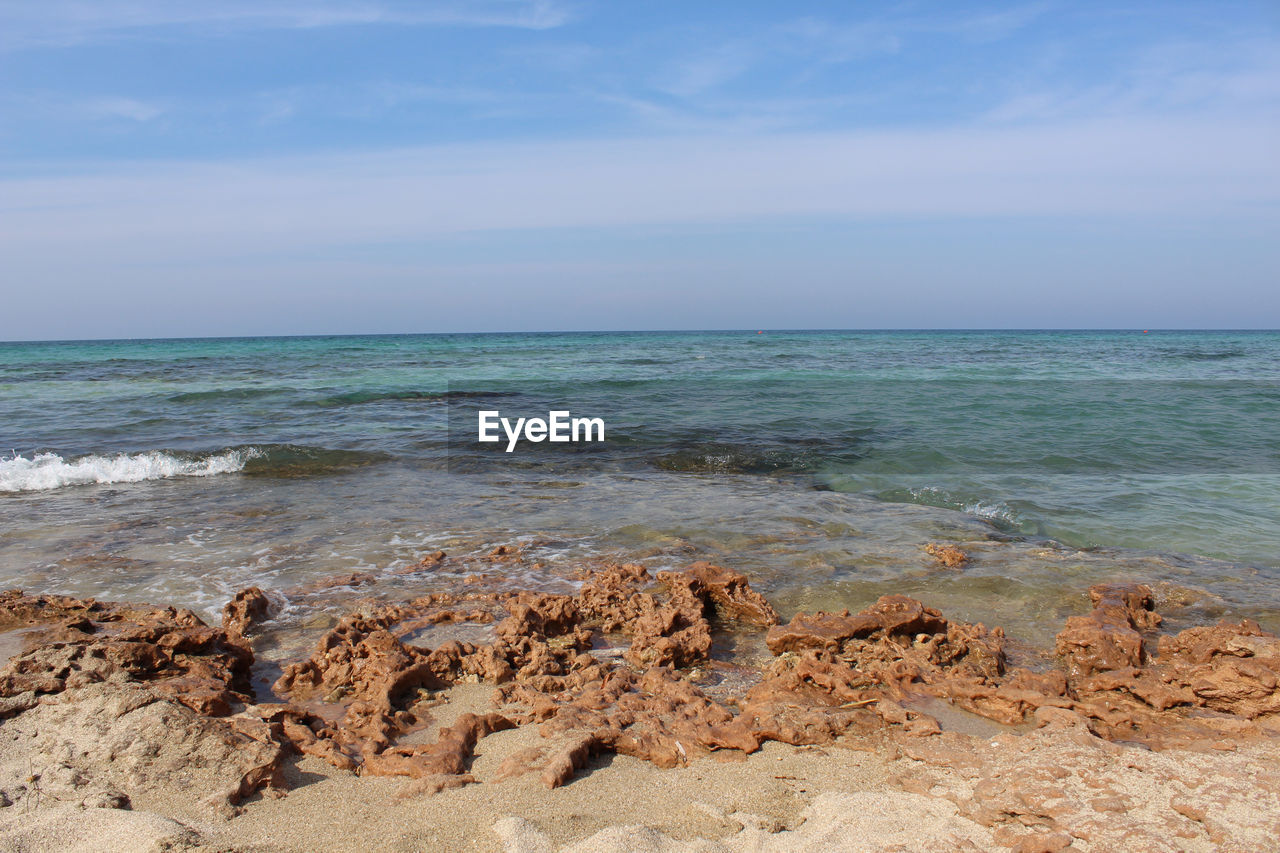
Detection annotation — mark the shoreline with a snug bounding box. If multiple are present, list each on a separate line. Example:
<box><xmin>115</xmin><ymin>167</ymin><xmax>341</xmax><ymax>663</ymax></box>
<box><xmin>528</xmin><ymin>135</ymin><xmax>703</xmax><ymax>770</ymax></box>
<box><xmin>2</xmin><ymin>551</ymin><xmax>1278</xmax><ymax>851</ymax></box>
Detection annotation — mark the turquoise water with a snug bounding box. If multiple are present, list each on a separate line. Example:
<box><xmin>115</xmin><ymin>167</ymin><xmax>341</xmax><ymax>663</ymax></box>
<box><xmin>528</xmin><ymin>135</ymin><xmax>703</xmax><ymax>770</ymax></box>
<box><xmin>1</xmin><ymin>330</ymin><xmax>1277</xmax><ymax>644</ymax></box>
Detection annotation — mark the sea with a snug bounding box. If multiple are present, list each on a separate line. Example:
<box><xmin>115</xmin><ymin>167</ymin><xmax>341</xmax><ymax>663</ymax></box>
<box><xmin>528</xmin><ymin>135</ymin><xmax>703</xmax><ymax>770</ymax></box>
<box><xmin>2</xmin><ymin>330</ymin><xmax>1278</xmax><ymax>656</ymax></box>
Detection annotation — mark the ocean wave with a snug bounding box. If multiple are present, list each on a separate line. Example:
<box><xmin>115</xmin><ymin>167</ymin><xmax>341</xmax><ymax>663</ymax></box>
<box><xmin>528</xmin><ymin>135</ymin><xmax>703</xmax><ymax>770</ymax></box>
<box><xmin>239</xmin><ymin>444</ymin><xmax>391</xmax><ymax>476</ymax></box>
<box><xmin>883</xmin><ymin>485</ymin><xmax>1024</xmax><ymax>527</ymax></box>
<box><xmin>0</xmin><ymin>442</ymin><xmax>398</xmax><ymax>492</ymax></box>
<box><xmin>0</xmin><ymin>448</ymin><xmax>261</xmax><ymax>492</ymax></box>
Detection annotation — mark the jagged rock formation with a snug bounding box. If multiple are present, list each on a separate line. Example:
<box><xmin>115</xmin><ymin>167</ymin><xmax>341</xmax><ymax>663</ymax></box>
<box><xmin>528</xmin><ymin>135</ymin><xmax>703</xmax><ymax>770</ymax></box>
<box><xmin>2</xmin><ymin>562</ymin><xmax>1279</xmax><ymax>833</ymax></box>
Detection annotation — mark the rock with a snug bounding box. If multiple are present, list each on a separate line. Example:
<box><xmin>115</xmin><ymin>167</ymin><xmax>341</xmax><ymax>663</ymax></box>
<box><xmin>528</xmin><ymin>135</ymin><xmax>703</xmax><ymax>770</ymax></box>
<box><xmin>0</xmin><ymin>596</ymin><xmax>255</xmax><ymax>719</ymax></box>
<box><xmin>0</xmin><ymin>682</ymin><xmax>286</xmax><ymax>813</ymax></box>
<box><xmin>765</xmin><ymin>596</ymin><xmax>949</xmax><ymax>655</ymax></box>
<box><xmin>662</xmin><ymin>562</ymin><xmax>780</xmax><ymax>626</ymax></box>
<box><xmin>624</xmin><ymin>580</ymin><xmax>712</xmax><ymax>669</ymax></box>
<box><xmin>1055</xmin><ymin>583</ymin><xmax>1158</xmax><ymax>678</ymax></box>
<box><xmin>363</xmin><ymin>712</ymin><xmax>515</xmax><ymax>778</ymax></box>
<box><xmin>1157</xmin><ymin>619</ymin><xmax>1280</xmax><ymax>718</ymax></box>
<box><xmin>81</xmin><ymin>789</ymin><xmax>132</xmax><ymax>809</ymax></box>
<box><xmin>5</xmin><ymin>567</ymin><xmax>1280</xmax><ymax>805</ymax></box>
<box><xmin>0</xmin><ymin>589</ymin><xmax>108</xmax><ymax>631</ymax></box>
<box><xmin>221</xmin><ymin>586</ymin><xmax>277</xmax><ymax>637</ymax></box>
<box><xmin>540</xmin><ymin>733</ymin><xmax>600</xmax><ymax>789</ymax></box>
<box><xmin>285</xmin><ymin>572</ymin><xmax>377</xmax><ymax>596</ymax></box>
<box><xmin>575</xmin><ymin>562</ymin><xmax>652</xmax><ymax>631</ymax></box>
<box><xmin>924</xmin><ymin>543</ymin><xmax>970</xmax><ymax>568</ymax></box>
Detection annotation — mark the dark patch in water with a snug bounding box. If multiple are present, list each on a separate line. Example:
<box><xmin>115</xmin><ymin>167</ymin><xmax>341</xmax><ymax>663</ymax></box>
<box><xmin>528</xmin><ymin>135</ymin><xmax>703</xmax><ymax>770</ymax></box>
<box><xmin>653</xmin><ymin>443</ymin><xmax>822</xmax><ymax>474</ymax></box>
<box><xmin>240</xmin><ymin>444</ymin><xmax>392</xmax><ymax>477</ymax></box>
<box><xmin>1162</xmin><ymin>349</ymin><xmax>1246</xmax><ymax>361</ymax></box>
<box><xmin>168</xmin><ymin>387</ymin><xmax>288</xmax><ymax>403</ymax></box>
<box><xmin>311</xmin><ymin>389</ymin><xmax>513</xmax><ymax>407</ymax></box>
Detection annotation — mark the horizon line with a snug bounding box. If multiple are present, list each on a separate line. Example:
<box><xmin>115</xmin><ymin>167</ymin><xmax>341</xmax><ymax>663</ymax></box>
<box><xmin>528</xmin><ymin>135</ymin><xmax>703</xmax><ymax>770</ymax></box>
<box><xmin>4</xmin><ymin>328</ymin><xmax>1279</xmax><ymax>346</ymax></box>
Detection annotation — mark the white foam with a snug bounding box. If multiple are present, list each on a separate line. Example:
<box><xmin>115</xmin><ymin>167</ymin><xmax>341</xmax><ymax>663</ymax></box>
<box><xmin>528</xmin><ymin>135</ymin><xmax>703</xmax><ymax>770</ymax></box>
<box><xmin>0</xmin><ymin>448</ymin><xmax>261</xmax><ymax>492</ymax></box>
<box><xmin>960</xmin><ymin>500</ymin><xmax>1020</xmax><ymax>525</ymax></box>
<box><xmin>907</xmin><ymin>486</ymin><xmax>1021</xmax><ymax>526</ymax></box>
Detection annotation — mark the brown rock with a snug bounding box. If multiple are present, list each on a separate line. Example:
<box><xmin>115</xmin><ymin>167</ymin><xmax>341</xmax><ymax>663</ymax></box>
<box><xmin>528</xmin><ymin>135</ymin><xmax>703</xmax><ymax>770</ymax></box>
<box><xmin>9</xmin><ymin>566</ymin><xmax>1280</xmax><ymax>803</ymax></box>
<box><xmin>287</xmin><ymin>571</ymin><xmax>377</xmax><ymax>596</ymax></box>
<box><xmin>541</xmin><ymin>733</ymin><xmax>601</xmax><ymax>788</ymax></box>
<box><xmin>221</xmin><ymin>587</ymin><xmax>277</xmax><ymax>637</ymax></box>
<box><xmin>924</xmin><ymin>543</ymin><xmax>969</xmax><ymax>568</ymax></box>
<box><xmin>662</xmin><ymin>562</ymin><xmax>780</xmax><ymax>626</ymax></box>
<box><xmin>1055</xmin><ymin>583</ymin><xmax>1158</xmax><ymax>678</ymax></box>
<box><xmin>0</xmin><ymin>593</ymin><xmax>288</xmax><ymax>809</ymax></box>
<box><xmin>765</xmin><ymin>596</ymin><xmax>949</xmax><ymax>655</ymax></box>
<box><xmin>1157</xmin><ymin>620</ymin><xmax>1280</xmax><ymax>718</ymax></box>
<box><xmin>362</xmin><ymin>712</ymin><xmax>514</xmax><ymax>778</ymax></box>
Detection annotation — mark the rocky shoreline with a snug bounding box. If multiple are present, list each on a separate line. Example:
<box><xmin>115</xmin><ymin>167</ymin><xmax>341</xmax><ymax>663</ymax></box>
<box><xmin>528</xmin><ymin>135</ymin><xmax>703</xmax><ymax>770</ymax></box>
<box><xmin>2</xmin><ymin>549</ymin><xmax>1279</xmax><ymax>851</ymax></box>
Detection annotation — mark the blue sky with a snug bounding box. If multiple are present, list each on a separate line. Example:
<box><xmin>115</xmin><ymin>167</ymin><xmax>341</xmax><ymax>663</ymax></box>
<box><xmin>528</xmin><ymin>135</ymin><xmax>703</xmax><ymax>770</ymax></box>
<box><xmin>1</xmin><ymin>0</ymin><xmax>1277</xmax><ymax>338</ymax></box>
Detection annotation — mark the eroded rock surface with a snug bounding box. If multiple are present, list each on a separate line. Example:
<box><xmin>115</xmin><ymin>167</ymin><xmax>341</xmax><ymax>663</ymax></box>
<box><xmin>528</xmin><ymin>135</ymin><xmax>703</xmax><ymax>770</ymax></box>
<box><xmin>1055</xmin><ymin>582</ymin><xmax>1159</xmax><ymax>677</ymax></box>
<box><xmin>0</xmin><ymin>590</ymin><xmax>255</xmax><ymax>718</ymax></box>
<box><xmin>888</xmin><ymin>706</ymin><xmax>1280</xmax><ymax>852</ymax></box>
<box><xmin>3</xmin><ymin>560</ymin><xmax>1280</xmax><ymax>837</ymax></box>
<box><xmin>222</xmin><ymin>586</ymin><xmax>278</xmax><ymax>637</ymax></box>
<box><xmin>0</xmin><ymin>591</ymin><xmax>286</xmax><ymax>813</ymax></box>
<box><xmin>924</xmin><ymin>543</ymin><xmax>970</xmax><ymax>568</ymax></box>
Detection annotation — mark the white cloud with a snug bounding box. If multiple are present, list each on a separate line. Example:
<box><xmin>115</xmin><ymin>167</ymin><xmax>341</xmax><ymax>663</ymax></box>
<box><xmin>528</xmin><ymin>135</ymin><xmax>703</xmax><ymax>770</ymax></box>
<box><xmin>946</xmin><ymin>2</ymin><xmax>1054</xmax><ymax>43</ymax></box>
<box><xmin>779</xmin><ymin>3</ymin><xmax>1048</xmax><ymax>63</ymax></box>
<box><xmin>2</xmin><ymin>117</ymin><xmax>1275</xmax><ymax>264</ymax></box>
<box><xmin>0</xmin><ymin>92</ymin><xmax>168</xmax><ymax>124</ymax></box>
<box><xmin>982</xmin><ymin>37</ymin><xmax>1280</xmax><ymax>123</ymax></box>
<box><xmin>86</xmin><ymin>96</ymin><xmax>165</xmax><ymax>122</ymax></box>
<box><xmin>0</xmin><ymin>0</ymin><xmax>570</xmax><ymax>49</ymax></box>
<box><xmin>656</xmin><ymin>42</ymin><xmax>761</xmax><ymax>98</ymax></box>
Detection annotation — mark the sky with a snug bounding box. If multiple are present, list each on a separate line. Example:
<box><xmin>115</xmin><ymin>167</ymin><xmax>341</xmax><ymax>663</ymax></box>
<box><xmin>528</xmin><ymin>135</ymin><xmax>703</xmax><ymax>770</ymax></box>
<box><xmin>0</xmin><ymin>0</ymin><xmax>1277</xmax><ymax>339</ymax></box>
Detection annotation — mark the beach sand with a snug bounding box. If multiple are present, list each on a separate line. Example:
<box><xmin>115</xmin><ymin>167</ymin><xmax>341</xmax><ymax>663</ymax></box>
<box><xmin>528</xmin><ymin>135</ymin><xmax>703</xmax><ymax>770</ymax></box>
<box><xmin>3</xmin><ymin>685</ymin><xmax>1278</xmax><ymax>852</ymax></box>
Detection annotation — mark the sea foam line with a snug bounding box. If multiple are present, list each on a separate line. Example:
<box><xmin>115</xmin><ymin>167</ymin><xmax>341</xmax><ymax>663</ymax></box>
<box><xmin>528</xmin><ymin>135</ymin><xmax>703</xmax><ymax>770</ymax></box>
<box><xmin>0</xmin><ymin>448</ymin><xmax>261</xmax><ymax>492</ymax></box>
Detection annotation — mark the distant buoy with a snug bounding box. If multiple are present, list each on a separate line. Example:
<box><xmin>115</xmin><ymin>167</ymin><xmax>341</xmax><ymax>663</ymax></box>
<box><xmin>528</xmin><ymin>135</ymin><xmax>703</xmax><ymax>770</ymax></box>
<box><xmin>1142</xmin><ymin>330</ymin><xmax>1149</xmax><ymax>334</ymax></box>
<box><xmin>757</xmin><ymin>331</ymin><xmax>763</xmax><ymax>334</ymax></box>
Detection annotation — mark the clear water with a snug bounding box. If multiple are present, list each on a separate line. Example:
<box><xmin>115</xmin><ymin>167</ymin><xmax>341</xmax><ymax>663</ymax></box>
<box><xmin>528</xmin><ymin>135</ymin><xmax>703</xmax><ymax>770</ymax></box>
<box><xmin>2</xmin><ymin>330</ymin><xmax>1277</xmax><ymax>648</ymax></box>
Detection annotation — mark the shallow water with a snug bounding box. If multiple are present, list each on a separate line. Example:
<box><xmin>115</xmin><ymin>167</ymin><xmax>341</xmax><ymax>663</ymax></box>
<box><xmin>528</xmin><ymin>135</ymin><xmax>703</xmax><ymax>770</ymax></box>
<box><xmin>1</xmin><ymin>331</ymin><xmax>1277</xmax><ymax>651</ymax></box>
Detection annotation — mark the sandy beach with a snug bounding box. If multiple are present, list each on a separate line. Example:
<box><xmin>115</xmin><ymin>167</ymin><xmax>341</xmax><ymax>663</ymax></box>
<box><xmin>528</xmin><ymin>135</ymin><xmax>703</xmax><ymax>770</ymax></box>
<box><xmin>2</xmin><ymin>552</ymin><xmax>1278</xmax><ymax>852</ymax></box>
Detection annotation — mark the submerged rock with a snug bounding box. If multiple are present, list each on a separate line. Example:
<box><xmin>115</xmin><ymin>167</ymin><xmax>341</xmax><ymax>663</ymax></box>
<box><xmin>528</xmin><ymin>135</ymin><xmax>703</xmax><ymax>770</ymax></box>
<box><xmin>923</xmin><ymin>543</ymin><xmax>969</xmax><ymax>568</ymax></box>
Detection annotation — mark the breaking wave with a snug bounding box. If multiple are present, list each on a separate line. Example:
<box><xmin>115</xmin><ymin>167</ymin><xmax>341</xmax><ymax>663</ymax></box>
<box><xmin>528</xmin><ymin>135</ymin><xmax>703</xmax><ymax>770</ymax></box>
<box><xmin>879</xmin><ymin>485</ymin><xmax>1024</xmax><ymax>528</ymax></box>
<box><xmin>0</xmin><ymin>443</ymin><xmax>395</xmax><ymax>492</ymax></box>
<box><xmin>0</xmin><ymin>448</ymin><xmax>261</xmax><ymax>493</ymax></box>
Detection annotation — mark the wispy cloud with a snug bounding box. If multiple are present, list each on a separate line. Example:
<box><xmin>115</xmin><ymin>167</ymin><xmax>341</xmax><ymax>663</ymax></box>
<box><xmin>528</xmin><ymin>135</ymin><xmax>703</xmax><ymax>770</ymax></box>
<box><xmin>779</xmin><ymin>3</ymin><xmax>1050</xmax><ymax>64</ymax></box>
<box><xmin>637</xmin><ymin>6</ymin><xmax>1048</xmax><ymax>111</ymax></box>
<box><xmin>3</xmin><ymin>117</ymin><xmax>1275</xmax><ymax>259</ymax></box>
<box><xmin>249</xmin><ymin>81</ymin><xmax>508</xmax><ymax>125</ymax></box>
<box><xmin>85</xmin><ymin>96</ymin><xmax>165</xmax><ymax>122</ymax></box>
<box><xmin>654</xmin><ymin>42</ymin><xmax>762</xmax><ymax>98</ymax></box>
<box><xmin>0</xmin><ymin>0</ymin><xmax>571</xmax><ymax>49</ymax></box>
<box><xmin>0</xmin><ymin>92</ymin><xmax>167</xmax><ymax>127</ymax></box>
<box><xmin>982</xmin><ymin>36</ymin><xmax>1280</xmax><ymax>122</ymax></box>
<box><xmin>945</xmin><ymin>2</ymin><xmax>1054</xmax><ymax>43</ymax></box>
